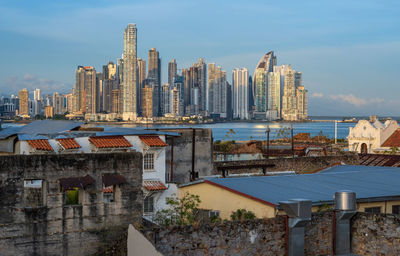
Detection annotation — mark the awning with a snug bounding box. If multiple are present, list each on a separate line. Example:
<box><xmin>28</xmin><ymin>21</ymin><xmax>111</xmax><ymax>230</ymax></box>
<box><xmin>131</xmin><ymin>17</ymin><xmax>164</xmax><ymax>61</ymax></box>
<box><xmin>89</xmin><ymin>136</ymin><xmax>132</xmax><ymax>148</ymax></box>
<box><xmin>143</xmin><ymin>180</ymin><xmax>167</xmax><ymax>191</ymax></box>
<box><xmin>139</xmin><ymin>136</ymin><xmax>168</xmax><ymax>147</ymax></box>
<box><xmin>57</xmin><ymin>138</ymin><xmax>81</xmax><ymax>150</ymax></box>
<box><xmin>27</xmin><ymin>139</ymin><xmax>53</xmax><ymax>151</ymax></box>
<box><xmin>102</xmin><ymin>173</ymin><xmax>127</xmax><ymax>187</ymax></box>
<box><xmin>59</xmin><ymin>175</ymin><xmax>95</xmax><ymax>190</ymax></box>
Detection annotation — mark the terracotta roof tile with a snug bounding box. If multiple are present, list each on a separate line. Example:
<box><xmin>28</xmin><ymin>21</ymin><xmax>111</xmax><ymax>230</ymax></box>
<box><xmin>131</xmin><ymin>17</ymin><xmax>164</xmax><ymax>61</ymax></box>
<box><xmin>89</xmin><ymin>136</ymin><xmax>132</xmax><ymax>148</ymax></box>
<box><xmin>57</xmin><ymin>138</ymin><xmax>81</xmax><ymax>150</ymax></box>
<box><xmin>382</xmin><ymin>129</ymin><xmax>400</xmax><ymax>147</ymax></box>
<box><xmin>139</xmin><ymin>136</ymin><xmax>168</xmax><ymax>147</ymax></box>
<box><xmin>143</xmin><ymin>180</ymin><xmax>167</xmax><ymax>191</ymax></box>
<box><xmin>103</xmin><ymin>186</ymin><xmax>113</xmax><ymax>193</ymax></box>
<box><xmin>27</xmin><ymin>139</ymin><xmax>53</xmax><ymax>151</ymax></box>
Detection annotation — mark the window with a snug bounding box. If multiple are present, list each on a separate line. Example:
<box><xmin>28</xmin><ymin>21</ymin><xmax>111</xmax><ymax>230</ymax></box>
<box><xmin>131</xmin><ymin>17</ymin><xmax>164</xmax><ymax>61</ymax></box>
<box><xmin>209</xmin><ymin>210</ymin><xmax>220</xmax><ymax>218</ymax></box>
<box><xmin>392</xmin><ymin>205</ymin><xmax>400</xmax><ymax>214</ymax></box>
<box><xmin>144</xmin><ymin>153</ymin><xmax>154</xmax><ymax>170</ymax></box>
<box><xmin>65</xmin><ymin>188</ymin><xmax>80</xmax><ymax>205</ymax></box>
<box><xmin>103</xmin><ymin>186</ymin><xmax>114</xmax><ymax>203</ymax></box>
<box><xmin>144</xmin><ymin>196</ymin><xmax>154</xmax><ymax>213</ymax></box>
<box><xmin>24</xmin><ymin>180</ymin><xmax>45</xmax><ymax>208</ymax></box>
<box><xmin>365</xmin><ymin>207</ymin><xmax>381</xmax><ymax>214</ymax></box>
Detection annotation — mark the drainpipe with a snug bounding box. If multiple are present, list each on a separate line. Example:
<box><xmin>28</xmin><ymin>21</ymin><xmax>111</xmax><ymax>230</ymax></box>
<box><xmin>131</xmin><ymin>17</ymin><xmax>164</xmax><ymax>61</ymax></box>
<box><xmin>334</xmin><ymin>190</ymin><xmax>356</xmax><ymax>256</ymax></box>
<box><xmin>191</xmin><ymin>128</ymin><xmax>196</xmax><ymax>181</ymax></box>
<box><xmin>279</xmin><ymin>199</ymin><xmax>312</xmax><ymax>256</ymax></box>
<box><xmin>170</xmin><ymin>137</ymin><xmax>174</xmax><ymax>182</ymax></box>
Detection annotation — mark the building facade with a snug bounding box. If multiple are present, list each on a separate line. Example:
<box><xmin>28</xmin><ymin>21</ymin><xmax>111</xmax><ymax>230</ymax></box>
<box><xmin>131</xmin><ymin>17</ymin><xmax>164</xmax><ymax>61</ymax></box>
<box><xmin>232</xmin><ymin>68</ymin><xmax>249</xmax><ymax>120</ymax></box>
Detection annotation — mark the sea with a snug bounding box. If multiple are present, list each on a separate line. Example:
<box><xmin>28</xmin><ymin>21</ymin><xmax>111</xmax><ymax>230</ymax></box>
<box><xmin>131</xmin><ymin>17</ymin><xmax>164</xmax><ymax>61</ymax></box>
<box><xmin>1</xmin><ymin>116</ymin><xmax>375</xmax><ymax>141</ymax></box>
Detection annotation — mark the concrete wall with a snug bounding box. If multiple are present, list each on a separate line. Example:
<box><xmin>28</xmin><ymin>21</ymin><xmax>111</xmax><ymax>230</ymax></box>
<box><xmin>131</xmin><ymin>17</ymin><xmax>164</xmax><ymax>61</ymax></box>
<box><xmin>0</xmin><ymin>153</ymin><xmax>143</xmax><ymax>256</ymax></box>
<box><xmin>158</xmin><ymin>128</ymin><xmax>213</xmax><ymax>184</ymax></box>
<box><xmin>145</xmin><ymin>211</ymin><xmax>400</xmax><ymax>255</ymax></box>
<box><xmin>214</xmin><ymin>154</ymin><xmax>360</xmax><ymax>175</ymax></box>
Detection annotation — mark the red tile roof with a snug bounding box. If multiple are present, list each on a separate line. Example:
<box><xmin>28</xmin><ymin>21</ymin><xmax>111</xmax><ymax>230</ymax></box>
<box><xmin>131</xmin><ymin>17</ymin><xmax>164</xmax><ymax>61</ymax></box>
<box><xmin>103</xmin><ymin>186</ymin><xmax>113</xmax><ymax>193</ymax></box>
<box><xmin>89</xmin><ymin>136</ymin><xmax>132</xmax><ymax>148</ymax></box>
<box><xmin>57</xmin><ymin>138</ymin><xmax>81</xmax><ymax>150</ymax></box>
<box><xmin>27</xmin><ymin>139</ymin><xmax>53</xmax><ymax>151</ymax></box>
<box><xmin>143</xmin><ymin>180</ymin><xmax>167</xmax><ymax>191</ymax></box>
<box><xmin>382</xmin><ymin>129</ymin><xmax>400</xmax><ymax>147</ymax></box>
<box><xmin>139</xmin><ymin>136</ymin><xmax>168</xmax><ymax>147</ymax></box>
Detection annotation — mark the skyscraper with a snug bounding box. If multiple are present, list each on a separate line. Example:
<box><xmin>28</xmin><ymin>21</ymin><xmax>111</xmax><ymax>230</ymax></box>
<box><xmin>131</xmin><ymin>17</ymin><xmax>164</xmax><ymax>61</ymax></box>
<box><xmin>122</xmin><ymin>24</ymin><xmax>138</xmax><ymax>121</ymax></box>
<box><xmin>296</xmin><ymin>86</ymin><xmax>308</xmax><ymax>120</ymax></box>
<box><xmin>34</xmin><ymin>89</ymin><xmax>41</xmax><ymax>101</ymax></box>
<box><xmin>142</xmin><ymin>85</ymin><xmax>153</xmax><ymax>118</ymax></box>
<box><xmin>74</xmin><ymin>66</ymin><xmax>96</xmax><ymax>114</ymax></box>
<box><xmin>232</xmin><ymin>68</ymin><xmax>249</xmax><ymax>120</ymax></box>
<box><xmin>186</xmin><ymin>58</ymin><xmax>206</xmax><ymax>115</ymax></box>
<box><xmin>253</xmin><ymin>51</ymin><xmax>276</xmax><ymax>119</ymax></box>
<box><xmin>137</xmin><ymin>58</ymin><xmax>146</xmax><ymax>115</ymax></box>
<box><xmin>168</xmin><ymin>59</ymin><xmax>177</xmax><ymax>86</ymax></box>
<box><xmin>148</xmin><ymin>48</ymin><xmax>161</xmax><ymax>116</ymax></box>
<box><xmin>18</xmin><ymin>88</ymin><xmax>29</xmax><ymax>116</ymax></box>
<box><xmin>267</xmin><ymin>70</ymin><xmax>281</xmax><ymax>120</ymax></box>
<box><xmin>161</xmin><ymin>83</ymin><xmax>170</xmax><ymax>115</ymax></box>
<box><xmin>281</xmin><ymin>69</ymin><xmax>298</xmax><ymax>121</ymax></box>
<box><xmin>208</xmin><ymin>63</ymin><xmax>228</xmax><ymax>118</ymax></box>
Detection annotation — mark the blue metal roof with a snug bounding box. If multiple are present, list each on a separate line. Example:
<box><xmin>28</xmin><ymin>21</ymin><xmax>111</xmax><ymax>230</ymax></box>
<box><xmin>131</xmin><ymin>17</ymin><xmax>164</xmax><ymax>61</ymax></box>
<box><xmin>205</xmin><ymin>165</ymin><xmax>400</xmax><ymax>207</ymax></box>
<box><xmin>0</xmin><ymin>126</ymin><xmax>21</xmax><ymax>139</ymax></box>
<box><xmin>18</xmin><ymin>120</ymin><xmax>84</xmax><ymax>134</ymax></box>
<box><xmin>96</xmin><ymin>127</ymin><xmax>181</xmax><ymax>137</ymax></box>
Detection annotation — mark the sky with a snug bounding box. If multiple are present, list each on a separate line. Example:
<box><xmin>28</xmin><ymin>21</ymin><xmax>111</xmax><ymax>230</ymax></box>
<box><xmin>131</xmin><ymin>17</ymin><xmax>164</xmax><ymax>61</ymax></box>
<box><xmin>0</xmin><ymin>0</ymin><xmax>399</xmax><ymax>116</ymax></box>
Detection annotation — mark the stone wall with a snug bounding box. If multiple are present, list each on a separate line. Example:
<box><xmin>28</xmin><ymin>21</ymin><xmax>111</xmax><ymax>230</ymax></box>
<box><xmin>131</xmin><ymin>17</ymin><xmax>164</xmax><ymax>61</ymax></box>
<box><xmin>0</xmin><ymin>153</ymin><xmax>143</xmax><ymax>256</ymax></box>
<box><xmin>214</xmin><ymin>154</ymin><xmax>360</xmax><ymax>175</ymax></box>
<box><xmin>145</xmin><ymin>211</ymin><xmax>400</xmax><ymax>255</ymax></box>
<box><xmin>159</xmin><ymin>128</ymin><xmax>213</xmax><ymax>184</ymax></box>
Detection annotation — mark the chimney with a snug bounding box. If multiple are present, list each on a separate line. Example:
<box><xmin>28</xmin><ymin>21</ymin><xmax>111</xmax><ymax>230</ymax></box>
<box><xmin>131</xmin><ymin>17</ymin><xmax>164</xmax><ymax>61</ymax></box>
<box><xmin>334</xmin><ymin>190</ymin><xmax>357</xmax><ymax>255</ymax></box>
<box><xmin>279</xmin><ymin>199</ymin><xmax>312</xmax><ymax>256</ymax></box>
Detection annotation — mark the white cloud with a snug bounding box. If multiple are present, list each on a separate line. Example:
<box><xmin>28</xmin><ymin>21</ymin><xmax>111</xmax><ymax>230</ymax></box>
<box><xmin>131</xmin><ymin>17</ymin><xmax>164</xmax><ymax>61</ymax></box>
<box><xmin>2</xmin><ymin>74</ymin><xmax>71</xmax><ymax>95</ymax></box>
<box><xmin>327</xmin><ymin>94</ymin><xmax>384</xmax><ymax>107</ymax></box>
<box><xmin>310</xmin><ymin>92</ymin><xmax>324</xmax><ymax>98</ymax></box>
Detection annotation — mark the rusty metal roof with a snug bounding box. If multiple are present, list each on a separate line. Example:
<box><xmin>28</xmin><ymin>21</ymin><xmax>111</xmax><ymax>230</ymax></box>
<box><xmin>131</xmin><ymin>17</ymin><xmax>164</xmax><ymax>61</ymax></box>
<box><xmin>143</xmin><ymin>180</ymin><xmax>167</xmax><ymax>191</ymax></box>
<box><xmin>27</xmin><ymin>139</ymin><xmax>53</xmax><ymax>151</ymax></box>
<box><xmin>102</xmin><ymin>173</ymin><xmax>126</xmax><ymax>187</ymax></box>
<box><xmin>59</xmin><ymin>175</ymin><xmax>95</xmax><ymax>190</ymax></box>
<box><xmin>382</xmin><ymin>129</ymin><xmax>400</xmax><ymax>147</ymax></box>
<box><xmin>89</xmin><ymin>135</ymin><xmax>132</xmax><ymax>148</ymax></box>
<box><xmin>57</xmin><ymin>138</ymin><xmax>81</xmax><ymax>150</ymax></box>
<box><xmin>139</xmin><ymin>135</ymin><xmax>168</xmax><ymax>147</ymax></box>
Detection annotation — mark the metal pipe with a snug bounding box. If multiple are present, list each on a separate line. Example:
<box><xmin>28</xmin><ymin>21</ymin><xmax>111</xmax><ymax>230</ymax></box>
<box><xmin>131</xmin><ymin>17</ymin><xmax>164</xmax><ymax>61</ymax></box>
<box><xmin>334</xmin><ymin>190</ymin><xmax>356</xmax><ymax>255</ymax></box>
<box><xmin>291</xmin><ymin>124</ymin><xmax>294</xmax><ymax>159</ymax></box>
<box><xmin>170</xmin><ymin>137</ymin><xmax>174</xmax><ymax>182</ymax></box>
<box><xmin>191</xmin><ymin>128</ymin><xmax>196</xmax><ymax>181</ymax></box>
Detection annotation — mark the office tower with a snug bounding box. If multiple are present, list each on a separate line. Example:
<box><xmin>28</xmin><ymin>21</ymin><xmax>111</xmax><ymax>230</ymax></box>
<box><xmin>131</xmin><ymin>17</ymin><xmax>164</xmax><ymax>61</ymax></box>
<box><xmin>253</xmin><ymin>51</ymin><xmax>275</xmax><ymax>119</ymax></box>
<box><xmin>281</xmin><ymin>69</ymin><xmax>298</xmax><ymax>121</ymax></box>
<box><xmin>248</xmin><ymin>75</ymin><xmax>253</xmax><ymax>112</ymax></box>
<box><xmin>267</xmin><ymin>71</ymin><xmax>281</xmax><ymax>120</ymax></box>
<box><xmin>232</xmin><ymin>68</ymin><xmax>249</xmax><ymax>120</ymax></box>
<box><xmin>189</xmin><ymin>58</ymin><xmax>207</xmax><ymax>115</ymax></box>
<box><xmin>74</xmin><ymin>66</ymin><xmax>96</xmax><ymax>114</ymax></box>
<box><xmin>161</xmin><ymin>83</ymin><xmax>170</xmax><ymax>115</ymax></box>
<box><xmin>44</xmin><ymin>106</ymin><xmax>54</xmax><ymax>118</ymax></box>
<box><xmin>182</xmin><ymin>68</ymin><xmax>190</xmax><ymax>113</ymax></box>
<box><xmin>295</xmin><ymin>72</ymin><xmax>302</xmax><ymax>87</ymax></box>
<box><xmin>170</xmin><ymin>87</ymin><xmax>183</xmax><ymax>117</ymax></box>
<box><xmin>112</xmin><ymin>89</ymin><xmax>120</xmax><ymax>113</ymax></box>
<box><xmin>168</xmin><ymin>59</ymin><xmax>177</xmax><ymax>86</ymax></box>
<box><xmin>226</xmin><ymin>81</ymin><xmax>233</xmax><ymax>120</ymax></box>
<box><xmin>53</xmin><ymin>93</ymin><xmax>65</xmax><ymax>115</ymax></box>
<box><xmin>103</xmin><ymin>61</ymin><xmax>117</xmax><ymax>80</ymax></box>
<box><xmin>148</xmin><ymin>48</ymin><xmax>161</xmax><ymax>116</ymax></box>
<box><xmin>34</xmin><ymin>89</ymin><xmax>41</xmax><ymax>101</ymax></box>
<box><xmin>296</xmin><ymin>86</ymin><xmax>308</xmax><ymax>120</ymax></box>
<box><xmin>137</xmin><ymin>58</ymin><xmax>146</xmax><ymax>115</ymax></box>
<box><xmin>18</xmin><ymin>88</ymin><xmax>29</xmax><ymax>116</ymax></box>
<box><xmin>65</xmin><ymin>93</ymin><xmax>73</xmax><ymax>113</ymax></box>
<box><xmin>208</xmin><ymin>63</ymin><xmax>228</xmax><ymax>118</ymax></box>
<box><xmin>142</xmin><ymin>85</ymin><xmax>153</xmax><ymax>118</ymax></box>
<box><xmin>122</xmin><ymin>24</ymin><xmax>138</xmax><ymax>121</ymax></box>
<box><xmin>96</xmin><ymin>73</ymin><xmax>103</xmax><ymax>113</ymax></box>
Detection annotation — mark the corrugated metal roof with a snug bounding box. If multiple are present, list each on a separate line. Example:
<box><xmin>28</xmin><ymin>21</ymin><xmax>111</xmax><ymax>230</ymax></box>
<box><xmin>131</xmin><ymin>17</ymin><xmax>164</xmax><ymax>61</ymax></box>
<box><xmin>19</xmin><ymin>120</ymin><xmax>83</xmax><ymax>134</ymax></box>
<box><xmin>202</xmin><ymin>165</ymin><xmax>400</xmax><ymax>207</ymax></box>
<box><xmin>98</xmin><ymin>128</ymin><xmax>180</xmax><ymax>137</ymax></box>
<box><xmin>0</xmin><ymin>126</ymin><xmax>21</xmax><ymax>139</ymax></box>
<box><xmin>382</xmin><ymin>129</ymin><xmax>400</xmax><ymax>147</ymax></box>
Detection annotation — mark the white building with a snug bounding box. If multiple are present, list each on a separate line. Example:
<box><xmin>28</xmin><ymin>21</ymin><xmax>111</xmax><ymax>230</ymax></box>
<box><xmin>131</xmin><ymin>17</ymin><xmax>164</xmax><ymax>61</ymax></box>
<box><xmin>348</xmin><ymin>119</ymin><xmax>399</xmax><ymax>153</ymax></box>
<box><xmin>232</xmin><ymin>68</ymin><xmax>249</xmax><ymax>120</ymax></box>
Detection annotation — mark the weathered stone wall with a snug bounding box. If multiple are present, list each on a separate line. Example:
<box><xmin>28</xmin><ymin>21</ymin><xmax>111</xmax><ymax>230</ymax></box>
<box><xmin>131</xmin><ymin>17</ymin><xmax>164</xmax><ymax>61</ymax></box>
<box><xmin>159</xmin><ymin>128</ymin><xmax>213</xmax><ymax>184</ymax></box>
<box><xmin>0</xmin><ymin>153</ymin><xmax>143</xmax><ymax>256</ymax></box>
<box><xmin>146</xmin><ymin>211</ymin><xmax>400</xmax><ymax>255</ymax></box>
<box><xmin>214</xmin><ymin>154</ymin><xmax>360</xmax><ymax>175</ymax></box>
<box><xmin>352</xmin><ymin>212</ymin><xmax>400</xmax><ymax>255</ymax></box>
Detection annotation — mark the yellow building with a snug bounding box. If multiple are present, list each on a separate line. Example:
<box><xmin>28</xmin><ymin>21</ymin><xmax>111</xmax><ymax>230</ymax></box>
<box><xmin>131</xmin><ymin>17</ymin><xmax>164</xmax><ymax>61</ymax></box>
<box><xmin>179</xmin><ymin>165</ymin><xmax>400</xmax><ymax>220</ymax></box>
<box><xmin>45</xmin><ymin>106</ymin><xmax>54</xmax><ymax>119</ymax></box>
<box><xmin>18</xmin><ymin>88</ymin><xmax>29</xmax><ymax>117</ymax></box>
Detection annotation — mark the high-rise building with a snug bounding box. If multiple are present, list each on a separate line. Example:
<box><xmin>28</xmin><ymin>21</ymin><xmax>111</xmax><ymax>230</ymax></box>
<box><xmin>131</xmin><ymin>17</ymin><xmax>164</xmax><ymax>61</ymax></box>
<box><xmin>248</xmin><ymin>75</ymin><xmax>254</xmax><ymax>112</ymax></box>
<box><xmin>189</xmin><ymin>58</ymin><xmax>207</xmax><ymax>114</ymax></box>
<box><xmin>168</xmin><ymin>59</ymin><xmax>177</xmax><ymax>86</ymax></box>
<box><xmin>122</xmin><ymin>24</ymin><xmax>138</xmax><ymax>121</ymax></box>
<box><xmin>182</xmin><ymin>68</ymin><xmax>190</xmax><ymax>113</ymax></box>
<box><xmin>267</xmin><ymin>71</ymin><xmax>281</xmax><ymax>120</ymax></box>
<box><xmin>281</xmin><ymin>69</ymin><xmax>298</xmax><ymax>121</ymax></box>
<box><xmin>65</xmin><ymin>93</ymin><xmax>73</xmax><ymax>113</ymax></box>
<box><xmin>296</xmin><ymin>86</ymin><xmax>308</xmax><ymax>120</ymax></box>
<box><xmin>161</xmin><ymin>83</ymin><xmax>170</xmax><ymax>116</ymax></box>
<box><xmin>208</xmin><ymin>63</ymin><xmax>228</xmax><ymax>118</ymax></box>
<box><xmin>232</xmin><ymin>68</ymin><xmax>249</xmax><ymax>120</ymax></box>
<box><xmin>34</xmin><ymin>89</ymin><xmax>41</xmax><ymax>101</ymax></box>
<box><xmin>53</xmin><ymin>93</ymin><xmax>65</xmax><ymax>115</ymax></box>
<box><xmin>141</xmin><ymin>85</ymin><xmax>153</xmax><ymax>118</ymax></box>
<box><xmin>169</xmin><ymin>87</ymin><xmax>183</xmax><ymax>117</ymax></box>
<box><xmin>253</xmin><ymin>51</ymin><xmax>275</xmax><ymax>119</ymax></box>
<box><xmin>148</xmin><ymin>48</ymin><xmax>161</xmax><ymax>116</ymax></box>
<box><xmin>18</xmin><ymin>88</ymin><xmax>29</xmax><ymax>116</ymax></box>
<box><xmin>74</xmin><ymin>66</ymin><xmax>96</xmax><ymax>114</ymax></box>
<box><xmin>137</xmin><ymin>58</ymin><xmax>146</xmax><ymax>115</ymax></box>
<box><xmin>295</xmin><ymin>72</ymin><xmax>302</xmax><ymax>87</ymax></box>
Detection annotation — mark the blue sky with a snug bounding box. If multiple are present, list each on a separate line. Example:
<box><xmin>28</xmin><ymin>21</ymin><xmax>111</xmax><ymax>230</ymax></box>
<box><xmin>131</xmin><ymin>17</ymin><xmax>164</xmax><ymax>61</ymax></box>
<box><xmin>1</xmin><ymin>0</ymin><xmax>400</xmax><ymax>116</ymax></box>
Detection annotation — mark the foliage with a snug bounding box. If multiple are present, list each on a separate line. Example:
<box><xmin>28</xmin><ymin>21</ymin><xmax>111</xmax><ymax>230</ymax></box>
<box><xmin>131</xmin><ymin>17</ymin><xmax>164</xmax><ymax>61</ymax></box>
<box><xmin>214</xmin><ymin>140</ymin><xmax>235</xmax><ymax>153</ymax></box>
<box><xmin>390</xmin><ymin>146</ymin><xmax>399</xmax><ymax>155</ymax></box>
<box><xmin>154</xmin><ymin>192</ymin><xmax>201</xmax><ymax>227</ymax></box>
<box><xmin>66</xmin><ymin>188</ymin><xmax>79</xmax><ymax>205</ymax></box>
<box><xmin>209</xmin><ymin>215</ymin><xmax>222</xmax><ymax>224</ymax></box>
<box><xmin>276</xmin><ymin>127</ymin><xmax>291</xmax><ymax>140</ymax></box>
<box><xmin>224</xmin><ymin>129</ymin><xmax>236</xmax><ymax>141</ymax></box>
<box><xmin>91</xmin><ymin>225</ymin><xmax>127</xmax><ymax>256</ymax></box>
<box><xmin>230</xmin><ymin>209</ymin><xmax>256</xmax><ymax>221</ymax></box>
<box><xmin>317</xmin><ymin>203</ymin><xmax>332</xmax><ymax>212</ymax></box>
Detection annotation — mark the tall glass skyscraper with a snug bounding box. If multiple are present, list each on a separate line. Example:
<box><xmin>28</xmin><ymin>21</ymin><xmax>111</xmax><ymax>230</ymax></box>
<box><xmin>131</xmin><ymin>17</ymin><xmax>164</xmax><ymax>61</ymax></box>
<box><xmin>122</xmin><ymin>24</ymin><xmax>138</xmax><ymax>121</ymax></box>
<box><xmin>232</xmin><ymin>68</ymin><xmax>249</xmax><ymax>120</ymax></box>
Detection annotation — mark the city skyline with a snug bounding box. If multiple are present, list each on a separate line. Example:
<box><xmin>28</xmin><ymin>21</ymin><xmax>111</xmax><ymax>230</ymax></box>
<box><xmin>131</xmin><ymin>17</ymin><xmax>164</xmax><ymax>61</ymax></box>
<box><xmin>1</xmin><ymin>0</ymin><xmax>400</xmax><ymax>115</ymax></box>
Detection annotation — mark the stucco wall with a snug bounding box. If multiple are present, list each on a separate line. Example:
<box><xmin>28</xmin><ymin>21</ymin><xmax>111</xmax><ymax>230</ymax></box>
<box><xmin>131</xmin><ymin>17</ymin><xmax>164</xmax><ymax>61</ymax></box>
<box><xmin>0</xmin><ymin>153</ymin><xmax>143</xmax><ymax>256</ymax></box>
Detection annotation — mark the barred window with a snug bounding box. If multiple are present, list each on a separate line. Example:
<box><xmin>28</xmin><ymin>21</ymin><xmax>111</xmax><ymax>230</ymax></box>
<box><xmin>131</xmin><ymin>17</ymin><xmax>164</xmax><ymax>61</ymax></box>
<box><xmin>365</xmin><ymin>207</ymin><xmax>381</xmax><ymax>214</ymax></box>
<box><xmin>144</xmin><ymin>196</ymin><xmax>154</xmax><ymax>213</ymax></box>
<box><xmin>144</xmin><ymin>153</ymin><xmax>154</xmax><ymax>170</ymax></box>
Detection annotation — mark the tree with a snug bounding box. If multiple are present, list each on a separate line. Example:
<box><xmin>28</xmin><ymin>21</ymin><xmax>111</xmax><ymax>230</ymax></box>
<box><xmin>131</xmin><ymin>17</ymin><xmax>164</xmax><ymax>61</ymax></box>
<box><xmin>230</xmin><ymin>209</ymin><xmax>256</xmax><ymax>221</ymax></box>
<box><xmin>154</xmin><ymin>192</ymin><xmax>201</xmax><ymax>227</ymax></box>
<box><xmin>276</xmin><ymin>127</ymin><xmax>291</xmax><ymax>140</ymax></box>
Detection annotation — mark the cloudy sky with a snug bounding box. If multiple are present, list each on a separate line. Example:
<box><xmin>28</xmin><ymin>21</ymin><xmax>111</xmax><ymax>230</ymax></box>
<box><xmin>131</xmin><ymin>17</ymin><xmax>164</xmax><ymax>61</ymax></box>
<box><xmin>1</xmin><ymin>0</ymin><xmax>399</xmax><ymax>116</ymax></box>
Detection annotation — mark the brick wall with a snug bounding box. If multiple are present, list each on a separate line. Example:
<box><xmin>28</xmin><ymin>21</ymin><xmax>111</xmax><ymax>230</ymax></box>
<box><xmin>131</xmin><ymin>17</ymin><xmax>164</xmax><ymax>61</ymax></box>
<box><xmin>0</xmin><ymin>153</ymin><xmax>143</xmax><ymax>256</ymax></box>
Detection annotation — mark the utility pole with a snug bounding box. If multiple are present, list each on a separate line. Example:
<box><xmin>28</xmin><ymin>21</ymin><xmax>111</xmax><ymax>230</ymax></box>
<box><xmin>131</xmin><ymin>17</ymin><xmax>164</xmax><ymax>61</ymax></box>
<box><xmin>291</xmin><ymin>123</ymin><xmax>294</xmax><ymax>159</ymax></box>
<box><xmin>335</xmin><ymin>120</ymin><xmax>338</xmax><ymax>144</ymax></box>
<box><xmin>265</xmin><ymin>125</ymin><xmax>271</xmax><ymax>159</ymax></box>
